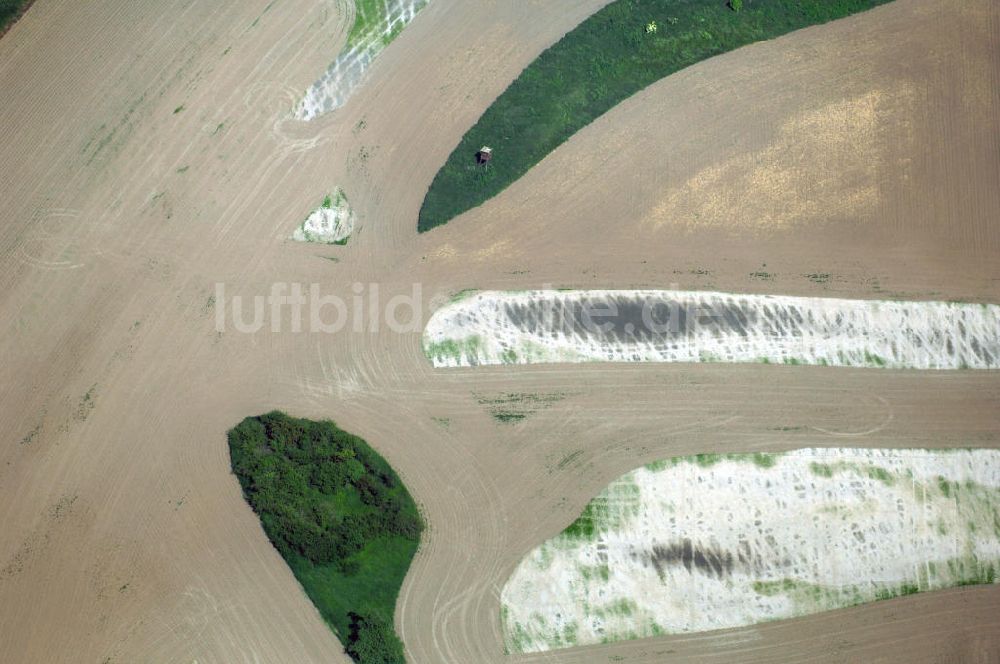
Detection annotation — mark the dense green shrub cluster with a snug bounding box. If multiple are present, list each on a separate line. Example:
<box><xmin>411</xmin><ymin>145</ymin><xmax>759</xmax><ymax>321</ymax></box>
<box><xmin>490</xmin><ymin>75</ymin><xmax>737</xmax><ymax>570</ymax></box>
<box><xmin>346</xmin><ymin>611</ymin><xmax>407</xmax><ymax>662</ymax></box>
<box><xmin>417</xmin><ymin>0</ymin><xmax>894</xmax><ymax>232</ymax></box>
<box><xmin>229</xmin><ymin>411</ymin><xmax>422</xmax><ymax>664</ymax></box>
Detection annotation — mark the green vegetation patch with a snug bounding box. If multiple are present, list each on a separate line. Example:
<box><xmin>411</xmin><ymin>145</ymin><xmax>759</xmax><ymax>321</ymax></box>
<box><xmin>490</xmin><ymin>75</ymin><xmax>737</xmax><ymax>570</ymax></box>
<box><xmin>475</xmin><ymin>391</ymin><xmax>566</xmax><ymax>424</ymax></box>
<box><xmin>806</xmin><ymin>459</ymin><xmax>894</xmax><ymax>485</ymax></box>
<box><xmin>322</xmin><ymin>188</ymin><xmax>348</xmax><ymax>211</ymax></box>
<box><xmin>645</xmin><ymin>451</ymin><xmax>785</xmax><ymax>473</ymax></box>
<box><xmin>752</xmin><ymin>555</ymin><xmax>999</xmax><ymax>612</ymax></box>
<box><xmin>348</xmin><ymin>0</ymin><xmax>384</xmax><ymax>47</ymax></box>
<box><xmin>562</xmin><ymin>477</ymin><xmax>641</xmax><ymax>541</ymax></box>
<box><xmin>423</xmin><ymin>335</ymin><xmax>482</xmax><ymax>365</ymax></box>
<box><xmin>418</xmin><ymin>0</ymin><xmax>893</xmax><ymax>232</ymax></box>
<box><xmin>449</xmin><ymin>288</ymin><xmax>479</xmax><ymax>303</ymax></box>
<box><xmin>752</xmin><ymin>578</ymin><xmax>862</xmax><ymax>609</ymax></box>
<box><xmin>229</xmin><ymin>411</ymin><xmax>423</xmax><ymax>664</ymax></box>
<box><xmin>0</xmin><ymin>0</ymin><xmax>32</xmax><ymax>36</ymax></box>
<box><xmin>348</xmin><ymin>0</ymin><xmax>427</xmax><ymax>49</ymax></box>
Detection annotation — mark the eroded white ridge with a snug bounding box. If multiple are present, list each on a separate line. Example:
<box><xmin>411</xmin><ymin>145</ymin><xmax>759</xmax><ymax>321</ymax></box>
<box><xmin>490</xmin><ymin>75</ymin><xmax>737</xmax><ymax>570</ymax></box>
<box><xmin>501</xmin><ymin>448</ymin><xmax>1000</xmax><ymax>653</ymax></box>
<box><xmin>296</xmin><ymin>0</ymin><xmax>429</xmax><ymax>120</ymax></box>
<box><xmin>422</xmin><ymin>290</ymin><xmax>1000</xmax><ymax>369</ymax></box>
<box><xmin>292</xmin><ymin>188</ymin><xmax>354</xmax><ymax>243</ymax></box>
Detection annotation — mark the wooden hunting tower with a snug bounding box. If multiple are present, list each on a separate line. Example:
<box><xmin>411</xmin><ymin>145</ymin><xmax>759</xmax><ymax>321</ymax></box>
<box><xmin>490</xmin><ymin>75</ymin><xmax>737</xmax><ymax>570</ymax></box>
<box><xmin>476</xmin><ymin>146</ymin><xmax>493</xmax><ymax>165</ymax></box>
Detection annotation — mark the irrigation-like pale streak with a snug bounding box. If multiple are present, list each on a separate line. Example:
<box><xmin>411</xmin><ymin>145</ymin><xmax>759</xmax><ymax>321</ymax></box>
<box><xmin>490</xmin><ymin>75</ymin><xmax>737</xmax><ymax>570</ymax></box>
<box><xmin>501</xmin><ymin>448</ymin><xmax>1000</xmax><ymax>653</ymax></box>
<box><xmin>423</xmin><ymin>290</ymin><xmax>1000</xmax><ymax>369</ymax></box>
<box><xmin>297</xmin><ymin>0</ymin><xmax>429</xmax><ymax>120</ymax></box>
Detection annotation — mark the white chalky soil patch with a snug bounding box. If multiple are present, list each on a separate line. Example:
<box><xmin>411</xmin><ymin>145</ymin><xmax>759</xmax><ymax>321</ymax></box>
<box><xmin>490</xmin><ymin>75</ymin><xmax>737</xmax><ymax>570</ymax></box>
<box><xmin>422</xmin><ymin>290</ymin><xmax>1000</xmax><ymax>369</ymax></box>
<box><xmin>501</xmin><ymin>448</ymin><xmax>1000</xmax><ymax>653</ymax></box>
<box><xmin>297</xmin><ymin>0</ymin><xmax>429</xmax><ymax>120</ymax></box>
<box><xmin>292</xmin><ymin>188</ymin><xmax>354</xmax><ymax>244</ymax></box>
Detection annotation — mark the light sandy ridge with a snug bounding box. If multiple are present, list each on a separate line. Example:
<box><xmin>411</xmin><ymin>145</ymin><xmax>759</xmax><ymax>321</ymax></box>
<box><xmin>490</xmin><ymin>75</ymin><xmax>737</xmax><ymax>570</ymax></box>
<box><xmin>423</xmin><ymin>289</ymin><xmax>1000</xmax><ymax>369</ymax></box>
<box><xmin>502</xmin><ymin>448</ymin><xmax>1000</xmax><ymax>652</ymax></box>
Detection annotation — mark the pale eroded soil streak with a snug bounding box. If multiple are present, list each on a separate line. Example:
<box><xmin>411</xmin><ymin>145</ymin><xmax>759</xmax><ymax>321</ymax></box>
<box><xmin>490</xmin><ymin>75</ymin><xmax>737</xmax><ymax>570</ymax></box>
<box><xmin>424</xmin><ymin>290</ymin><xmax>1000</xmax><ymax>369</ymax></box>
<box><xmin>502</xmin><ymin>448</ymin><xmax>1000</xmax><ymax>652</ymax></box>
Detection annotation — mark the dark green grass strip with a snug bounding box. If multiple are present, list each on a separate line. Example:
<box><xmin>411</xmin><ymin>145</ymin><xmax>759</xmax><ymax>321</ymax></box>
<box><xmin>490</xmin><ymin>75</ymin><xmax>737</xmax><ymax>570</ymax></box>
<box><xmin>417</xmin><ymin>0</ymin><xmax>895</xmax><ymax>232</ymax></box>
<box><xmin>229</xmin><ymin>411</ymin><xmax>423</xmax><ymax>664</ymax></box>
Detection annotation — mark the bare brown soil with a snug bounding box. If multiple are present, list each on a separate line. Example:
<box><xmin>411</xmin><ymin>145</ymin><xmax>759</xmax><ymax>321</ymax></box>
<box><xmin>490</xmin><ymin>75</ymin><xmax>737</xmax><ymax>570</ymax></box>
<box><xmin>0</xmin><ymin>0</ymin><xmax>998</xmax><ymax>663</ymax></box>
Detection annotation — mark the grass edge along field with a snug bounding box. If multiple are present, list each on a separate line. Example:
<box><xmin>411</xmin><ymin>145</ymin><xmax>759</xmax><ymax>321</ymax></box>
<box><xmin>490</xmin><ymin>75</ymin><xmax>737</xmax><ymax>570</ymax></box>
<box><xmin>0</xmin><ymin>0</ymin><xmax>34</xmax><ymax>38</ymax></box>
<box><xmin>229</xmin><ymin>412</ymin><xmax>423</xmax><ymax>664</ymax></box>
<box><xmin>501</xmin><ymin>448</ymin><xmax>1000</xmax><ymax>653</ymax></box>
<box><xmin>417</xmin><ymin>0</ymin><xmax>895</xmax><ymax>232</ymax></box>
